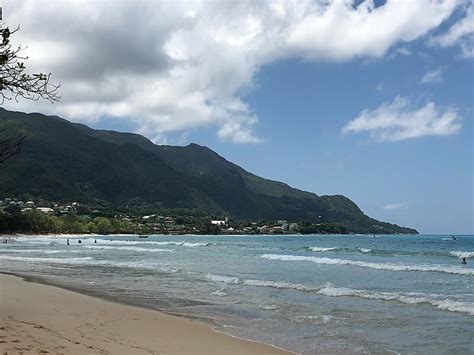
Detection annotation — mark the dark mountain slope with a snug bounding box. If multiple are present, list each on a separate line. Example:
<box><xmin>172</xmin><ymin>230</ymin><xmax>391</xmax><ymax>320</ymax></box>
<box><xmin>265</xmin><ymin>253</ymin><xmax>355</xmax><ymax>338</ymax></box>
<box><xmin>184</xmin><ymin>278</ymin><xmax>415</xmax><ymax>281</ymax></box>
<box><xmin>0</xmin><ymin>108</ymin><xmax>417</xmax><ymax>234</ymax></box>
<box><xmin>0</xmin><ymin>109</ymin><xmax>218</xmax><ymax>210</ymax></box>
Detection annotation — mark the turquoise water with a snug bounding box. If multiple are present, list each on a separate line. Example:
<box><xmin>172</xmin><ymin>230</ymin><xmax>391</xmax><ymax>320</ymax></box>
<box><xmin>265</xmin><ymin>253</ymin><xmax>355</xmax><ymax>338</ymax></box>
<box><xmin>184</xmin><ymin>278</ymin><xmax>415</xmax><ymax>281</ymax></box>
<box><xmin>1</xmin><ymin>234</ymin><xmax>473</xmax><ymax>354</ymax></box>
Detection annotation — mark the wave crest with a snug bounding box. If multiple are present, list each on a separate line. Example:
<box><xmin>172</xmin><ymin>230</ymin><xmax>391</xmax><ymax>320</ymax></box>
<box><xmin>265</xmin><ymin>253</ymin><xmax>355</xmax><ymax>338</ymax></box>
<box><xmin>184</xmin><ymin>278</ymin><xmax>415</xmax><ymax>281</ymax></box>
<box><xmin>261</xmin><ymin>254</ymin><xmax>474</xmax><ymax>275</ymax></box>
<box><xmin>309</xmin><ymin>247</ymin><xmax>338</xmax><ymax>252</ymax></box>
<box><xmin>205</xmin><ymin>272</ymin><xmax>474</xmax><ymax>316</ymax></box>
<box><xmin>318</xmin><ymin>284</ymin><xmax>474</xmax><ymax>316</ymax></box>
<box><xmin>450</xmin><ymin>251</ymin><xmax>474</xmax><ymax>259</ymax></box>
<box><xmin>206</xmin><ymin>273</ymin><xmax>240</xmax><ymax>284</ymax></box>
<box><xmin>83</xmin><ymin>245</ymin><xmax>173</xmax><ymax>252</ymax></box>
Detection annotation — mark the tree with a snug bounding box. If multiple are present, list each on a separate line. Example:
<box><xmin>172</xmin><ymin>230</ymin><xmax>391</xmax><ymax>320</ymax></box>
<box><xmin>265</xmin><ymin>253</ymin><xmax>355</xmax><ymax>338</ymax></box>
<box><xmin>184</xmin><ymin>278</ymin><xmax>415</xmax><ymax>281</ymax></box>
<box><xmin>1</xmin><ymin>23</ymin><xmax>60</xmax><ymax>163</ymax></box>
<box><xmin>0</xmin><ymin>27</ymin><xmax>60</xmax><ymax>104</ymax></box>
<box><xmin>94</xmin><ymin>217</ymin><xmax>112</xmax><ymax>235</ymax></box>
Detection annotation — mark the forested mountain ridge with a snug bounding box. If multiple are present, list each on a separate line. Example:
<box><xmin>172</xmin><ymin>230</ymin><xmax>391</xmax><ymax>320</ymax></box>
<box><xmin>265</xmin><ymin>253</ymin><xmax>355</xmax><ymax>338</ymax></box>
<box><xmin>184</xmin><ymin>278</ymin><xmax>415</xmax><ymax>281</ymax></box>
<box><xmin>0</xmin><ymin>108</ymin><xmax>417</xmax><ymax>234</ymax></box>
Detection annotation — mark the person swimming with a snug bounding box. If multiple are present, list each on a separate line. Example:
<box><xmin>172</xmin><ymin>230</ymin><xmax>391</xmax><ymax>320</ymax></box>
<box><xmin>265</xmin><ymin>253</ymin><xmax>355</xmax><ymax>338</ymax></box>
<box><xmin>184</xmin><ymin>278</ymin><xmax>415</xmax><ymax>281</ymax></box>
<box><xmin>462</xmin><ymin>258</ymin><xmax>467</xmax><ymax>265</ymax></box>
<box><xmin>451</xmin><ymin>236</ymin><xmax>457</xmax><ymax>240</ymax></box>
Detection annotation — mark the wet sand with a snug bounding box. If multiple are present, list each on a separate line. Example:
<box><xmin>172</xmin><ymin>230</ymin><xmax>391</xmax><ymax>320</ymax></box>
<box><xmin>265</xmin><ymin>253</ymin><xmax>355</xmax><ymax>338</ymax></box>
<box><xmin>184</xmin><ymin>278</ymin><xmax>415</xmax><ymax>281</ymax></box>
<box><xmin>0</xmin><ymin>274</ymin><xmax>291</xmax><ymax>354</ymax></box>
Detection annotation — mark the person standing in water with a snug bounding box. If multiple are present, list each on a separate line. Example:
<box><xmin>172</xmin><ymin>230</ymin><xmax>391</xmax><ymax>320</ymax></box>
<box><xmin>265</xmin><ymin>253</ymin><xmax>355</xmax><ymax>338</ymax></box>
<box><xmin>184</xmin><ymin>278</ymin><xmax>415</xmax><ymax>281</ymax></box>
<box><xmin>462</xmin><ymin>258</ymin><xmax>467</xmax><ymax>265</ymax></box>
<box><xmin>67</xmin><ymin>238</ymin><xmax>69</xmax><ymax>246</ymax></box>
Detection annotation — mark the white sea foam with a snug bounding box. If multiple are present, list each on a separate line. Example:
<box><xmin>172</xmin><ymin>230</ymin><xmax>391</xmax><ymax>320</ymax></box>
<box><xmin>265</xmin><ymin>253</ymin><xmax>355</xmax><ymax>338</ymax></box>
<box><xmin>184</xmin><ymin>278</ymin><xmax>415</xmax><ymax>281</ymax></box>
<box><xmin>181</xmin><ymin>242</ymin><xmax>211</xmax><ymax>247</ymax></box>
<box><xmin>20</xmin><ymin>240</ymin><xmax>65</xmax><ymax>245</ymax></box>
<box><xmin>206</xmin><ymin>273</ymin><xmax>240</xmax><ymax>284</ymax></box>
<box><xmin>206</xmin><ymin>271</ymin><xmax>474</xmax><ymax>316</ymax></box>
<box><xmin>94</xmin><ymin>240</ymin><xmax>210</xmax><ymax>248</ymax></box>
<box><xmin>83</xmin><ymin>245</ymin><xmax>173</xmax><ymax>253</ymax></box>
<box><xmin>242</xmin><ymin>279</ymin><xmax>319</xmax><ymax>291</ymax></box>
<box><xmin>299</xmin><ymin>315</ymin><xmax>335</xmax><ymax>323</ymax></box>
<box><xmin>309</xmin><ymin>246</ymin><xmax>338</xmax><ymax>252</ymax></box>
<box><xmin>450</xmin><ymin>251</ymin><xmax>474</xmax><ymax>259</ymax></box>
<box><xmin>0</xmin><ymin>249</ymin><xmax>66</xmax><ymax>254</ymax></box>
<box><xmin>0</xmin><ymin>255</ymin><xmax>93</xmax><ymax>264</ymax></box>
<box><xmin>206</xmin><ymin>275</ymin><xmax>319</xmax><ymax>292</ymax></box>
<box><xmin>358</xmin><ymin>248</ymin><xmax>372</xmax><ymax>253</ymax></box>
<box><xmin>318</xmin><ymin>284</ymin><xmax>474</xmax><ymax>316</ymax></box>
<box><xmin>261</xmin><ymin>254</ymin><xmax>474</xmax><ymax>275</ymax></box>
<box><xmin>259</xmin><ymin>304</ymin><xmax>280</xmax><ymax>310</ymax></box>
<box><xmin>211</xmin><ymin>289</ymin><xmax>228</xmax><ymax>296</ymax></box>
<box><xmin>0</xmin><ymin>255</ymin><xmax>177</xmax><ymax>272</ymax></box>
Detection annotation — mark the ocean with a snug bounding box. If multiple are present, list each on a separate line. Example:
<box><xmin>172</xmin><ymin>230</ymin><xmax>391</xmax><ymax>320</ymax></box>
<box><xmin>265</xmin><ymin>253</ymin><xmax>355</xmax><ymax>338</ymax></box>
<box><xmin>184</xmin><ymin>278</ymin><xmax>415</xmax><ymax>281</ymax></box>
<box><xmin>1</xmin><ymin>234</ymin><xmax>473</xmax><ymax>354</ymax></box>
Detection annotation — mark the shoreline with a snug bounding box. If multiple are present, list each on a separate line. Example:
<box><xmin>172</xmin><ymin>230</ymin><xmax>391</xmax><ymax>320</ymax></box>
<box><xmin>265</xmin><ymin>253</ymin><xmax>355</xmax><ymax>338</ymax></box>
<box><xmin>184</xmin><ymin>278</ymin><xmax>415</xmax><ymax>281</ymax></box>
<box><xmin>1</xmin><ymin>232</ymin><xmax>421</xmax><ymax>238</ymax></box>
<box><xmin>0</xmin><ymin>273</ymin><xmax>293</xmax><ymax>354</ymax></box>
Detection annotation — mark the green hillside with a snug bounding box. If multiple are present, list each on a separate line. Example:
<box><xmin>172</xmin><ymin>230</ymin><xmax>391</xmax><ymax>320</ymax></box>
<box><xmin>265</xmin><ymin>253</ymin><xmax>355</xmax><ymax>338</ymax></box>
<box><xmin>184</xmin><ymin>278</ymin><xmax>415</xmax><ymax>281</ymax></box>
<box><xmin>0</xmin><ymin>108</ymin><xmax>417</xmax><ymax>234</ymax></box>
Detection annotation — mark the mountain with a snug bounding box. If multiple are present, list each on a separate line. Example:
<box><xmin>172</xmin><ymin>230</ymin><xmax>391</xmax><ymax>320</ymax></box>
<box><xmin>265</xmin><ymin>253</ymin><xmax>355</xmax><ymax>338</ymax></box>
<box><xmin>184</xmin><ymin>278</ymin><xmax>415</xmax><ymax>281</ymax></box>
<box><xmin>0</xmin><ymin>108</ymin><xmax>417</xmax><ymax>234</ymax></box>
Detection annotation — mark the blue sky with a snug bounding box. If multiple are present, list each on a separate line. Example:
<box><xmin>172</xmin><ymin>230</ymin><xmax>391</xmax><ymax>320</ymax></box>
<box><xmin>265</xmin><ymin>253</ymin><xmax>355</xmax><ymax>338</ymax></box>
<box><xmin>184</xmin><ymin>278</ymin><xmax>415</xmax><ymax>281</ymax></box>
<box><xmin>4</xmin><ymin>0</ymin><xmax>473</xmax><ymax>233</ymax></box>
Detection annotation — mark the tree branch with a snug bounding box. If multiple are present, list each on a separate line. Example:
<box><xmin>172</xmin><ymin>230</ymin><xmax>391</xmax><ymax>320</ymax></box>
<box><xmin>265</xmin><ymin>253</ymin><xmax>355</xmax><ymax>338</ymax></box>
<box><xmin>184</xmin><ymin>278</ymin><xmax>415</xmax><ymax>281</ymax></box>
<box><xmin>0</xmin><ymin>131</ymin><xmax>27</xmax><ymax>163</ymax></box>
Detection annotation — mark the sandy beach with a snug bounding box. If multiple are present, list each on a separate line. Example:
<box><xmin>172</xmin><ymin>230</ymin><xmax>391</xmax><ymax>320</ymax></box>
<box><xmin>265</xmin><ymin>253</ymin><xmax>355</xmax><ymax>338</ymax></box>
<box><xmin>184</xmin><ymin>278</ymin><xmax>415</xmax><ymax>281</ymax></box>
<box><xmin>0</xmin><ymin>274</ymin><xmax>290</xmax><ymax>354</ymax></box>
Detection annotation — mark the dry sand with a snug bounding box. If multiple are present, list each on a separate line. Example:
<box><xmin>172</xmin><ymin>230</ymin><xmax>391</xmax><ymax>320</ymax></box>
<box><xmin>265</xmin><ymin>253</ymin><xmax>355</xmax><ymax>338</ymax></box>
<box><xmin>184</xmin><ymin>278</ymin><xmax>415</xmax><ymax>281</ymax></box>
<box><xmin>0</xmin><ymin>274</ymin><xmax>291</xmax><ymax>354</ymax></box>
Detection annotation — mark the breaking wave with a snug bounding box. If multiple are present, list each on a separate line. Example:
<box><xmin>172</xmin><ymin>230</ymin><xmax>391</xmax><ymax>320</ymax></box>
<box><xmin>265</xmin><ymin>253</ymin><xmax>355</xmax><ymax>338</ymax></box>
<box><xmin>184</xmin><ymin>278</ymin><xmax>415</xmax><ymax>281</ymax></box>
<box><xmin>0</xmin><ymin>255</ymin><xmax>178</xmax><ymax>272</ymax></box>
<box><xmin>450</xmin><ymin>251</ymin><xmax>474</xmax><ymax>259</ymax></box>
<box><xmin>207</xmin><ymin>274</ymin><xmax>317</xmax><ymax>291</ymax></box>
<box><xmin>94</xmin><ymin>240</ymin><xmax>211</xmax><ymax>248</ymax></box>
<box><xmin>0</xmin><ymin>255</ymin><xmax>93</xmax><ymax>264</ymax></box>
<box><xmin>0</xmin><ymin>249</ymin><xmax>66</xmax><ymax>254</ymax></box>
<box><xmin>206</xmin><ymin>273</ymin><xmax>474</xmax><ymax>316</ymax></box>
<box><xmin>242</xmin><ymin>279</ymin><xmax>319</xmax><ymax>291</ymax></box>
<box><xmin>83</xmin><ymin>245</ymin><xmax>173</xmax><ymax>252</ymax></box>
<box><xmin>318</xmin><ymin>284</ymin><xmax>474</xmax><ymax>316</ymax></box>
<box><xmin>211</xmin><ymin>289</ymin><xmax>227</xmax><ymax>296</ymax></box>
<box><xmin>261</xmin><ymin>254</ymin><xmax>474</xmax><ymax>275</ymax></box>
<box><xmin>259</xmin><ymin>304</ymin><xmax>280</xmax><ymax>310</ymax></box>
<box><xmin>309</xmin><ymin>246</ymin><xmax>338</xmax><ymax>252</ymax></box>
<box><xmin>206</xmin><ymin>273</ymin><xmax>240</xmax><ymax>284</ymax></box>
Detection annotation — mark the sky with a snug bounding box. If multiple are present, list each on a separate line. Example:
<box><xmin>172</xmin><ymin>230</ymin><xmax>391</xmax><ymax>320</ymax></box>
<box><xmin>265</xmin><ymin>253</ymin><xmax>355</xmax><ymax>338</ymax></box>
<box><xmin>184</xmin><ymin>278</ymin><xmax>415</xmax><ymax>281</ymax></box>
<box><xmin>2</xmin><ymin>0</ymin><xmax>473</xmax><ymax>234</ymax></box>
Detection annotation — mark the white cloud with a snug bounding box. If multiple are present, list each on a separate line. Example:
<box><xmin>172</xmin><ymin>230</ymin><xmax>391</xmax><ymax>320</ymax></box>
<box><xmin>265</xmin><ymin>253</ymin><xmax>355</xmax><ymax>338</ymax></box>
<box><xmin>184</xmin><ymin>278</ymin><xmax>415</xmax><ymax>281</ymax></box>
<box><xmin>429</xmin><ymin>3</ymin><xmax>474</xmax><ymax>58</ymax></box>
<box><xmin>420</xmin><ymin>67</ymin><xmax>444</xmax><ymax>83</ymax></box>
<box><xmin>342</xmin><ymin>96</ymin><xmax>462</xmax><ymax>141</ymax></box>
<box><xmin>376</xmin><ymin>83</ymin><xmax>384</xmax><ymax>91</ymax></box>
<box><xmin>384</xmin><ymin>203</ymin><xmax>408</xmax><ymax>210</ymax></box>
<box><xmin>0</xmin><ymin>0</ymin><xmax>463</xmax><ymax>143</ymax></box>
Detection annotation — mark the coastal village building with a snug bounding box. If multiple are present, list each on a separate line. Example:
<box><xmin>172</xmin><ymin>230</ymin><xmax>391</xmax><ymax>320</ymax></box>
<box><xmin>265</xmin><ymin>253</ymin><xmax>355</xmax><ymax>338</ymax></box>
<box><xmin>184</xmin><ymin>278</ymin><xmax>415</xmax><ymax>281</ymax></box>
<box><xmin>36</xmin><ymin>207</ymin><xmax>54</xmax><ymax>214</ymax></box>
<box><xmin>211</xmin><ymin>220</ymin><xmax>226</xmax><ymax>226</ymax></box>
<box><xmin>25</xmin><ymin>201</ymin><xmax>35</xmax><ymax>208</ymax></box>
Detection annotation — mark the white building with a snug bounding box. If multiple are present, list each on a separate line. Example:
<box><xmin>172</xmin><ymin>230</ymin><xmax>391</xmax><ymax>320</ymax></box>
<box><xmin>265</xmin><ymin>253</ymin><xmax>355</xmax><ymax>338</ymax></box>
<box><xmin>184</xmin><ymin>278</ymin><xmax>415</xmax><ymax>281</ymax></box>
<box><xmin>25</xmin><ymin>201</ymin><xmax>35</xmax><ymax>208</ymax></box>
<box><xmin>36</xmin><ymin>207</ymin><xmax>54</xmax><ymax>214</ymax></box>
<box><xmin>211</xmin><ymin>220</ymin><xmax>226</xmax><ymax>226</ymax></box>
